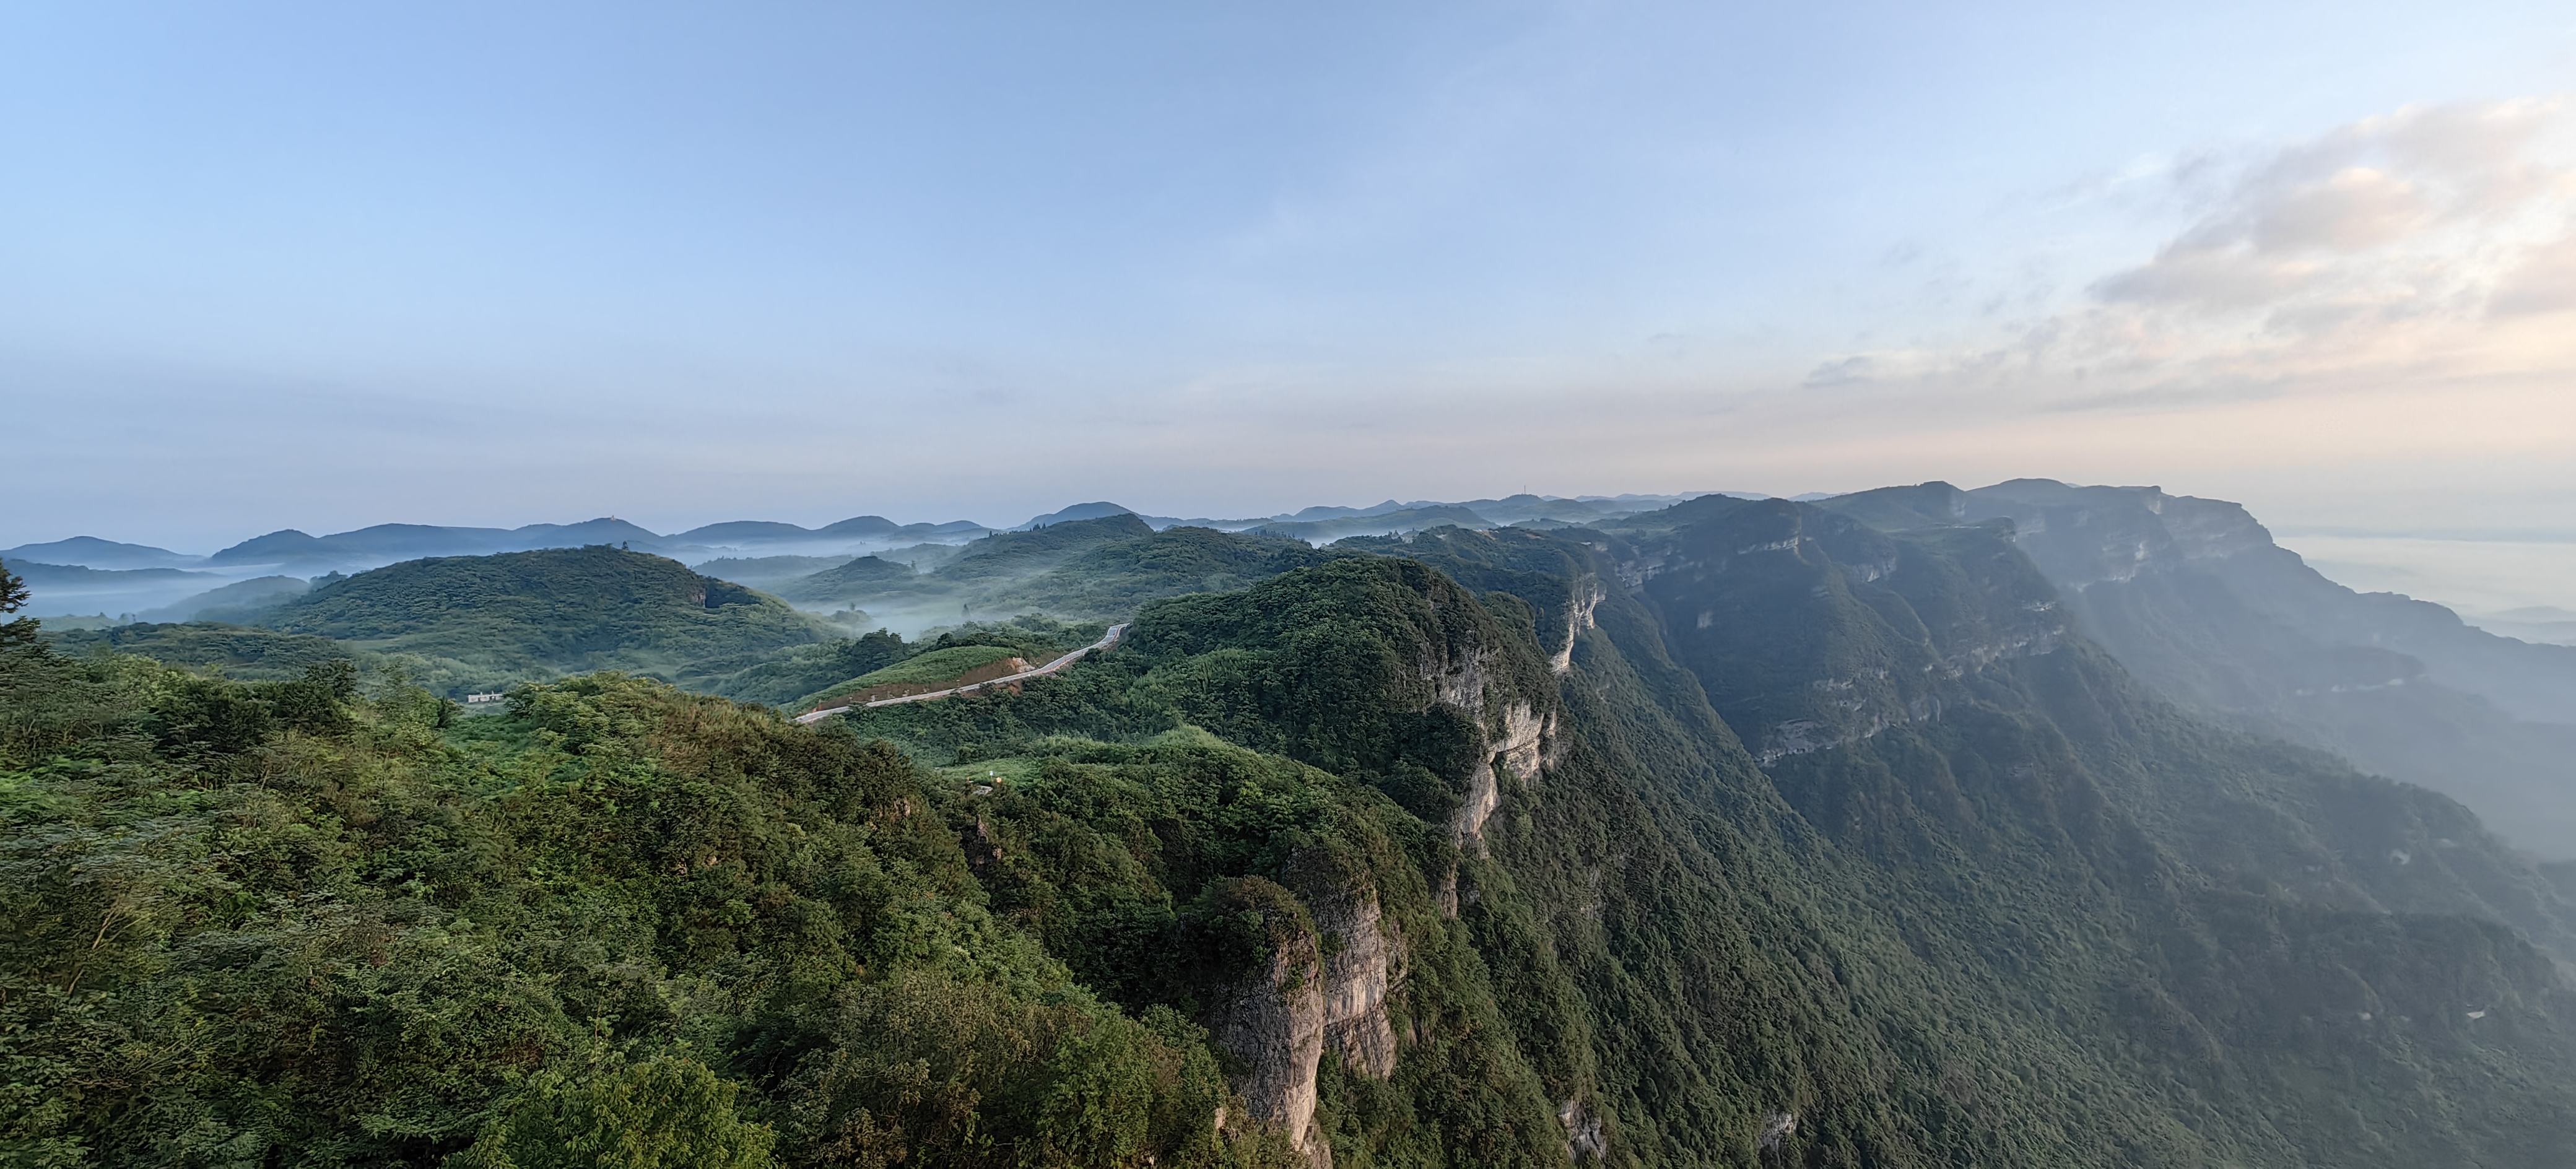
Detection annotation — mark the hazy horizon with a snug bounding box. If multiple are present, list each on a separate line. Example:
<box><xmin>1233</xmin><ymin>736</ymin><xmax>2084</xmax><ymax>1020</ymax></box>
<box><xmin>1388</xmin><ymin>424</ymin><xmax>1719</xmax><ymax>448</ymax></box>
<box><xmin>10</xmin><ymin>2</ymin><xmax>2575</xmax><ymax>610</ymax></box>
<box><xmin>15</xmin><ymin>9</ymin><xmax>2576</xmax><ymax>1158</ymax></box>
<box><xmin>12</xmin><ymin>480</ymin><xmax>2576</xmax><ymax>641</ymax></box>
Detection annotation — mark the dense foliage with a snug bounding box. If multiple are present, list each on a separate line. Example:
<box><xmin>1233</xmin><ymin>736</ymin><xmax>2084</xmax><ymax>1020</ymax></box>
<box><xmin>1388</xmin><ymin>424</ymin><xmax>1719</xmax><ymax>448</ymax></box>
<box><xmin>0</xmin><ymin>625</ymin><xmax>1300</xmax><ymax>1168</ymax></box>
<box><xmin>250</xmin><ymin>547</ymin><xmax>837</xmax><ymax>695</ymax></box>
<box><xmin>9</xmin><ymin>513</ymin><xmax>2576</xmax><ymax>1168</ymax></box>
<box><xmin>44</xmin><ymin>622</ymin><xmax>357</xmax><ymax>682</ymax></box>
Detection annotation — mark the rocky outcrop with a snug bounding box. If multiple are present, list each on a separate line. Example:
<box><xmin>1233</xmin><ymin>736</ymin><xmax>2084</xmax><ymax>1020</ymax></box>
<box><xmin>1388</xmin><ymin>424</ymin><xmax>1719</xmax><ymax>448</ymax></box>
<box><xmin>1759</xmin><ymin>1110</ymin><xmax>1799</xmax><ymax>1155</ymax></box>
<box><xmin>1203</xmin><ymin>871</ymin><xmax>1408</xmax><ymax>1167</ymax></box>
<box><xmin>1551</xmin><ymin>580</ymin><xmax>1605</xmax><ymax>674</ymax></box>
<box><xmin>1441</xmin><ymin>697</ymin><xmax>1556</xmax><ymax>853</ymax></box>
<box><xmin>1315</xmin><ymin>887</ymin><xmax>1399</xmax><ymax>1080</ymax></box>
<box><xmin>1418</xmin><ymin>643</ymin><xmax>1559</xmax><ymax>853</ymax></box>
<box><xmin>1560</xmin><ymin>1098</ymin><xmax>1608</xmax><ymax>1161</ymax></box>
<box><xmin>1209</xmin><ymin>913</ymin><xmax>1330</xmax><ymax>1166</ymax></box>
<box><xmin>1206</xmin><ymin>871</ymin><xmax>1408</xmax><ymax>1168</ymax></box>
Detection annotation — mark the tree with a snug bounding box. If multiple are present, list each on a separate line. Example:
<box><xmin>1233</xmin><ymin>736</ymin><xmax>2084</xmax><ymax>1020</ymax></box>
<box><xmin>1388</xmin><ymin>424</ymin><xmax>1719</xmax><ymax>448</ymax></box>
<box><xmin>0</xmin><ymin>558</ymin><xmax>36</xmax><ymax>650</ymax></box>
<box><xmin>446</xmin><ymin>1056</ymin><xmax>776</xmax><ymax>1169</ymax></box>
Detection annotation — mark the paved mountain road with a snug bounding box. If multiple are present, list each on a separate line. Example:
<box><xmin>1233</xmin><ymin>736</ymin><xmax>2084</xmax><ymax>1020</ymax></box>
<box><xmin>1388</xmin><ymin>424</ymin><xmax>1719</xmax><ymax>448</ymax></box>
<box><xmin>793</xmin><ymin>622</ymin><xmax>1129</xmax><ymax>725</ymax></box>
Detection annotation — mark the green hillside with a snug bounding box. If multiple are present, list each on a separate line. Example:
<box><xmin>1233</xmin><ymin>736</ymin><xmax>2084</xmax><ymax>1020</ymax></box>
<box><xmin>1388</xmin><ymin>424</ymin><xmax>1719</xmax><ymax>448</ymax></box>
<box><xmin>765</xmin><ymin>554</ymin><xmax>916</xmax><ymax>603</ymax></box>
<box><xmin>259</xmin><ymin>545</ymin><xmax>838</xmax><ymax>693</ymax></box>
<box><xmin>833</xmin><ymin>541</ymin><xmax>2576</xmax><ymax>1167</ymax></box>
<box><xmin>7</xmin><ymin>515</ymin><xmax>2575</xmax><ymax>1167</ymax></box>
<box><xmin>942</xmin><ymin>512</ymin><xmax>1156</xmax><ymax>580</ymax></box>
<box><xmin>988</xmin><ymin>525</ymin><xmax>1328</xmax><ymax>617</ymax></box>
<box><xmin>43</xmin><ymin>620</ymin><xmax>355</xmax><ymax>681</ymax></box>
<box><xmin>691</xmin><ymin>554</ymin><xmax>853</xmax><ymax>588</ymax></box>
<box><xmin>796</xmin><ymin>643</ymin><xmax>1024</xmax><ymax>708</ymax></box>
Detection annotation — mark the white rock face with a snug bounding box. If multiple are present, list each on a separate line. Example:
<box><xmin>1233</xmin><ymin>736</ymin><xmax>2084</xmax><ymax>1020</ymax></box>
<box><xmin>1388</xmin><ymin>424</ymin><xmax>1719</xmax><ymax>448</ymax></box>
<box><xmin>1450</xmin><ymin>700</ymin><xmax>1554</xmax><ymax>853</ymax></box>
<box><xmin>1560</xmin><ymin>1098</ymin><xmax>1608</xmax><ymax>1160</ymax></box>
<box><xmin>1210</xmin><ymin>933</ymin><xmax>1331</xmax><ymax>1166</ymax></box>
<box><xmin>1316</xmin><ymin>889</ymin><xmax>1400</xmax><ymax>1080</ymax></box>
<box><xmin>1759</xmin><ymin>1111</ymin><xmax>1799</xmax><ymax>1152</ymax></box>
<box><xmin>1494</xmin><ymin>702</ymin><xmax>1547</xmax><ymax>784</ymax></box>
<box><xmin>1552</xmin><ymin>581</ymin><xmax>1605</xmax><ymax>675</ymax></box>
<box><xmin>1212</xmin><ymin>878</ymin><xmax>1409</xmax><ymax>1167</ymax></box>
<box><xmin>1415</xmin><ymin>625</ymin><xmax>1558</xmax><ymax>856</ymax></box>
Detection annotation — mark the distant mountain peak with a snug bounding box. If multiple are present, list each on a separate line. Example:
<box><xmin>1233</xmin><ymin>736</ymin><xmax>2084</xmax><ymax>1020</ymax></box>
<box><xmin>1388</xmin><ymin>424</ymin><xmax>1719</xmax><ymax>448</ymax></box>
<box><xmin>1015</xmin><ymin>502</ymin><xmax>1136</xmax><ymax>531</ymax></box>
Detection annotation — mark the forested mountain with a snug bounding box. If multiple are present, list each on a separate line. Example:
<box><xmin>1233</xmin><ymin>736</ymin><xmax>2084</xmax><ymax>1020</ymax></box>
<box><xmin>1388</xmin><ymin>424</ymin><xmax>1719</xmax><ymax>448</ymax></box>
<box><xmin>248</xmin><ymin>546</ymin><xmax>840</xmax><ymax>693</ymax></box>
<box><xmin>10</xmin><ymin>497</ymin><xmax>2574</xmax><ymax>1167</ymax></box>
<box><xmin>0</xmin><ymin>536</ymin><xmax>205</xmax><ymax>570</ymax></box>
<box><xmin>1814</xmin><ymin>480</ymin><xmax>2576</xmax><ymax>859</ymax></box>
<box><xmin>42</xmin><ymin>620</ymin><xmax>357</xmax><ymax>681</ymax></box>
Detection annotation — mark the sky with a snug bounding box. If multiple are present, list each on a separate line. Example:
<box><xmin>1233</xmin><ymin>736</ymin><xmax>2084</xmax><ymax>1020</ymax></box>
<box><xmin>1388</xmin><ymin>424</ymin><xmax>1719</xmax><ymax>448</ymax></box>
<box><xmin>6</xmin><ymin>1</ymin><xmax>2576</xmax><ymax>611</ymax></box>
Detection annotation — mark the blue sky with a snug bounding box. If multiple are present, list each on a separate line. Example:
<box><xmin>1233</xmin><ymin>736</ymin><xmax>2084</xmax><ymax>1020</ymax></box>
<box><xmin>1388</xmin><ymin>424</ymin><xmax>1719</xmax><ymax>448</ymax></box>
<box><xmin>7</xmin><ymin>2</ymin><xmax>2575</xmax><ymax>574</ymax></box>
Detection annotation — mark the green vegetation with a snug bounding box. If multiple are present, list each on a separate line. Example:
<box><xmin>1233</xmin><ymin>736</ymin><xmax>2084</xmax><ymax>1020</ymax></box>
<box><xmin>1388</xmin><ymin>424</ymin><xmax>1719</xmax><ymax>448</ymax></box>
<box><xmin>43</xmin><ymin>620</ymin><xmax>355</xmax><ymax>681</ymax></box>
<box><xmin>1246</xmin><ymin>505</ymin><xmax>1490</xmax><ymax>544</ymax></box>
<box><xmin>985</xmin><ymin>527</ymin><xmax>1328</xmax><ymax>619</ymax></box>
<box><xmin>137</xmin><ymin>574</ymin><xmax>310</xmax><ymax>623</ymax></box>
<box><xmin>254</xmin><ymin>546</ymin><xmax>837</xmax><ymax>696</ymax></box>
<box><xmin>941</xmin><ymin>513</ymin><xmax>1156</xmax><ymax>581</ymax></box>
<box><xmin>673</xmin><ymin>629</ymin><xmax>913</xmax><ymax>708</ymax></box>
<box><xmin>816</xmin><ymin>547</ymin><xmax>2576</xmax><ymax>1166</ymax></box>
<box><xmin>755</xmin><ymin>515</ymin><xmax>1278</xmax><ymax>630</ymax></box>
<box><xmin>692</xmin><ymin>555</ymin><xmax>853</xmax><ymax>588</ymax></box>
<box><xmin>1</xmin><ymin>559</ymin><xmax>36</xmax><ymax>652</ymax></box>
<box><xmin>0</xmin><ymin>619</ymin><xmax>1298</xmax><ymax>1168</ymax></box>
<box><xmin>8</xmin><ymin>506</ymin><xmax>2576</xmax><ymax>1168</ymax></box>
<box><xmin>768</xmin><ymin>556</ymin><xmax>916</xmax><ymax>605</ymax></box>
<box><xmin>447</xmin><ymin>1054</ymin><xmax>776</xmax><ymax>1169</ymax></box>
<box><xmin>793</xmin><ymin>645</ymin><xmax>1027</xmax><ymax>709</ymax></box>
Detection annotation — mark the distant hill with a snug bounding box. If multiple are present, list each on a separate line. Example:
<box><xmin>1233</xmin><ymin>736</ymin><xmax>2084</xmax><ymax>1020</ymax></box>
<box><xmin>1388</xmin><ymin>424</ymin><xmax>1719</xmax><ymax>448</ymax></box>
<box><xmin>45</xmin><ymin>621</ymin><xmax>355</xmax><ymax>682</ymax></box>
<box><xmin>140</xmin><ymin>575</ymin><xmax>309</xmax><ymax>623</ymax></box>
<box><xmin>770</xmin><ymin>554</ymin><xmax>920</xmax><ymax>604</ymax></box>
<box><xmin>258</xmin><ymin>545</ymin><xmax>836</xmax><ymax>693</ymax></box>
<box><xmin>1448</xmin><ymin>493</ymin><xmax>1635</xmax><ymax>526</ymax></box>
<box><xmin>690</xmin><ymin>554</ymin><xmax>855</xmax><ymax>587</ymax></box>
<box><xmin>1012</xmin><ymin>501</ymin><xmax>1141</xmax><ymax>531</ymax></box>
<box><xmin>939</xmin><ymin>512</ymin><xmax>1157</xmax><ymax>580</ymax></box>
<box><xmin>211</xmin><ymin>519</ymin><xmax>672</xmax><ymax>569</ymax></box>
<box><xmin>2479</xmin><ymin>605</ymin><xmax>2576</xmax><ymax>646</ymax></box>
<box><xmin>755</xmin><ymin>515</ymin><xmax>1303</xmax><ymax>632</ymax></box>
<box><xmin>0</xmin><ymin>537</ymin><xmax>204</xmax><ymax>570</ymax></box>
<box><xmin>6</xmin><ymin>562</ymin><xmax>212</xmax><ymax>588</ymax></box>
<box><xmin>668</xmin><ymin>520</ymin><xmax>822</xmax><ymax>545</ymax></box>
<box><xmin>985</xmin><ymin>526</ymin><xmax>1330</xmax><ymax>618</ymax></box>
<box><xmin>1250</xmin><ymin>504</ymin><xmax>1492</xmax><ymax>543</ymax></box>
<box><xmin>674</xmin><ymin>516</ymin><xmax>995</xmax><ymax>547</ymax></box>
<box><xmin>5</xmin><ymin>560</ymin><xmax>227</xmax><ymax>618</ymax></box>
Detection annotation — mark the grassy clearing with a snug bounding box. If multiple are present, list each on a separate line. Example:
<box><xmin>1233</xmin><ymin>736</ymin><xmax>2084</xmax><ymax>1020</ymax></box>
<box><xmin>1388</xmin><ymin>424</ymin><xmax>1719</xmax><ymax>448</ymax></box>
<box><xmin>800</xmin><ymin>643</ymin><xmax>1022</xmax><ymax>706</ymax></box>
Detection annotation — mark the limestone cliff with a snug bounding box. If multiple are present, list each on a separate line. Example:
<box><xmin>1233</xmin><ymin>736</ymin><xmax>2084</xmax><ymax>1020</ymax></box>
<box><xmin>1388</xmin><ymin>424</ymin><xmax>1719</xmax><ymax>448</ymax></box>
<box><xmin>1313</xmin><ymin>885</ymin><xmax>1400</xmax><ymax>1080</ymax></box>
<box><xmin>1204</xmin><ymin>879</ymin><xmax>1332</xmax><ymax>1165</ymax></box>
<box><xmin>1415</xmin><ymin>622</ymin><xmax>1560</xmax><ymax>853</ymax></box>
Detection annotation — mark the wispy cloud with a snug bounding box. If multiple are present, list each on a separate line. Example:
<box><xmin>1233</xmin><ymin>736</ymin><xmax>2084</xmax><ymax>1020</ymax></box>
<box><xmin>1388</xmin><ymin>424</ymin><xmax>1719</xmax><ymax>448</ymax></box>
<box><xmin>1811</xmin><ymin>98</ymin><xmax>2576</xmax><ymax>409</ymax></box>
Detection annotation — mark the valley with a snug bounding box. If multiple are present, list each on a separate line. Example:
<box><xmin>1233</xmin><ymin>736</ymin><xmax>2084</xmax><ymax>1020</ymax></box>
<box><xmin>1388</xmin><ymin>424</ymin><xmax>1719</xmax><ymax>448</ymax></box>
<box><xmin>7</xmin><ymin>482</ymin><xmax>2576</xmax><ymax>1167</ymax></box>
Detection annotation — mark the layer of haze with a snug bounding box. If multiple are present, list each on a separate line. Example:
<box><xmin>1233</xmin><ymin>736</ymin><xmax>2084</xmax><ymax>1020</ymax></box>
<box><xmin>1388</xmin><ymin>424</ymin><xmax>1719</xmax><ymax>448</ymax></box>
<box><xmin>6</xmin><ymin>2</ymin><xmax>2575</xmax><ymax>611</ymax></box>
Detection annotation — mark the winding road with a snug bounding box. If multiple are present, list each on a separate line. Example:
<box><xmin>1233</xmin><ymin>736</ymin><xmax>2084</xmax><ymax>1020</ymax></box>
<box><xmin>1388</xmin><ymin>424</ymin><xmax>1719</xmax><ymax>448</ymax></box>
<box><xmin>793</xmin><ymin>622</ymin><xmax>1129</xmax><ymax>725</ymax></box>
